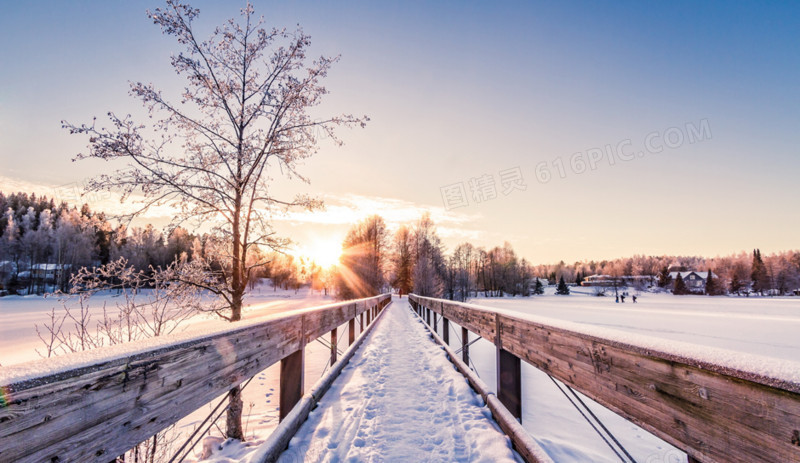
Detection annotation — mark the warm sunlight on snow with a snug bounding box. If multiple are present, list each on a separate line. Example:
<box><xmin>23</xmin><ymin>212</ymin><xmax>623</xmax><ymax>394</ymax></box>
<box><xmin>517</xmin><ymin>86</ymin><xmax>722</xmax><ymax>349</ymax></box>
<box><xmin>294</xmin><ymin>237</ymin><xmax>343</xmax><ymax>268</ymax></box>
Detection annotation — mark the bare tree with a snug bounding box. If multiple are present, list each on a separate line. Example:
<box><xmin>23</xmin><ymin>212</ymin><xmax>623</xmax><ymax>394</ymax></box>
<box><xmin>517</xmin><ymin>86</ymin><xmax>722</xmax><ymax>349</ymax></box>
<box><xmin>63</xmin><ymin>1</ymin><xmax>366</xmax><ymax>439</ymax></box>
<box><xmin>337</xmin><ymin>215</ymin><xmax>387</xmax><ymax>299</ymax></box>
<box><xmin>412</xmin><ymin>213</ymin><xmax>444</xmax><ymax>298</ymax></box>
<box><xmin>390</xmin><ymin>225</ymin><xmax>414</xmax><ymax>296</ymax></box>
<box><xmin>36</xmin><ymin>257</ymin><xmax>200</xmax><ymax>461</ymax></box>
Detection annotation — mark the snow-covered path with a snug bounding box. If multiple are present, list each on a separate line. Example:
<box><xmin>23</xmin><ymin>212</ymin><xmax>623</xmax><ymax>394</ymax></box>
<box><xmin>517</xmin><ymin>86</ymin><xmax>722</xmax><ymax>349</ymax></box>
<box><xmin>278</xmin><ymin>300</ymin><xmax>520</xmax><ymax>462</ymax></box>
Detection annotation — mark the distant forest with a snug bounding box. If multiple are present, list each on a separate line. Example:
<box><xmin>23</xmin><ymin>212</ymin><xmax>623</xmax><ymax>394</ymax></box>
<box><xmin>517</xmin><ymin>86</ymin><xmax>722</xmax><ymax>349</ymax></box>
<box><xmin>1</xmin><ymin>191</ymin><xmax>798</xmax><ymax>299</ymax></box>
<box><xmin>336</xmin><ymin>213</ymin><xmax>800</xmax><ymax>302</ymax></box>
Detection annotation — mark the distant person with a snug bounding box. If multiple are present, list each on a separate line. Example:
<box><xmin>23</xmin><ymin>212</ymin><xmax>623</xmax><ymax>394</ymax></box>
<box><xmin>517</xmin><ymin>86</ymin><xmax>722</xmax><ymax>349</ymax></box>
<box><xmin>621</xmin><ymin>294</ymin><xmax>625</xmax><ymax>303</ymax></box>
<box><xmin>632</xmin><ymin>295</ymin><xmax>637</xmax><ymax>303</ymax></box>
<box><xmin>615</xmin><ymin>295</ymin><xmax>619</xmax><ymax>303</ymax></box>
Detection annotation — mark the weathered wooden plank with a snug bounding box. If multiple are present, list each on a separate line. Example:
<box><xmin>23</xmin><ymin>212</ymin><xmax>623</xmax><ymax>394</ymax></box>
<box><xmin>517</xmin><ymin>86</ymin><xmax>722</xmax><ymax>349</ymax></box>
<box><xmin>303</xmin><ymin>304</ymin><xmax>349</xmax><ymax>343</ymax></box>
<box><xmin>349</xmin><ymin>318</ymin><xmax>355</xmax><ymax>345</ymax></box>
<box><xmin>462</xmin><ymin>326</ymin><xmax>470</xmax><ymax>365</ymax></box>
<box><xmin>330</xmin><ymin>328</ymin><xmax>338</xmax><ymax>364</ymax></box>
<box><xmin>497</xmin><ymin>348</ymin><xmax>521</xmax><ymax>420</ymax></box>
<box><xmin>279</xmin><ymin>349</ymin><xmax>305</xmax><ymax>422</ymax></box>
<box><xmin>494</xmin><ymin>312</ymin><xmax>800</xmax><ymax>463</ymax></box>
<box><xmin>418</xmin><ymin>296</ymin><xmax>496</xmax><ymax>341</ymax></box>
<box><xmin>0</xmin><ymin>294</ymin><xmax>390</xmax><ymax>463</ymax></box>
<box><xmin>409</xmin><ymin>295</ymin><xmax>800</xmax><ymax>463</ymax></box>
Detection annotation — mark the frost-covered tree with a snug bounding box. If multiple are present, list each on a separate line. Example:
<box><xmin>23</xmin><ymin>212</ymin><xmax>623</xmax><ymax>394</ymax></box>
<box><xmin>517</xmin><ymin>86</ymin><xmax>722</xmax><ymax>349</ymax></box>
<box><xmin>390</xmin><ymin>225</ymin><xmax>414</xmax><ymax>296</ymax></box>
<box><xmin>337</xmin><ymin>215</ymin><xmax>387</xmax><ymax>299</ymax></box>
<box><xmin>63</xmin><ymin>1</ymin><xmax>366</xmax><ymax>439</ymax></box>
<box><xmin>412</xmin><ymin>213</ymin><xmax>445</xmax><ymax>297</ymax></box>
<box><xmin>0</xmin><ymin>208</ymin><xmax>20</xmax><ymax>287</ymax></box>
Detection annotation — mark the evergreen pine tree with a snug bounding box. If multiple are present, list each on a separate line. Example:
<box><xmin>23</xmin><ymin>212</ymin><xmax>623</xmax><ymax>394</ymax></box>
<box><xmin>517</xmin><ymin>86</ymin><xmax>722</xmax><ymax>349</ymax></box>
<box><xmin>556</xmin><ymin>275</ymin><xmax>570</xmax><ymax>295</ymax></box>
<box><xmin>730</xmin><ymin>273</ymin><xmax>742</xmax><ymax>295</ymax></box>
<box><xmin>575</xmin><ymin>271</ymin><xmax>584</xmax><ymax>286</ymax></box>
<box><xmin>673</xmin><ymin>273</ymin><xmax>688</xmax><ymax>295</ymax></box>
<box><xmin>657</xmin><ymin>266</ymin><xmax>671</xmax><ymax>288</ymax></box>
<box><xmin>751</xmin><ymin>249</ymin><xmax>769</xmax><ymax>295</ymax></box>
<box><xmin>533</xmin><ymin>278</ymin><xmax>544</xmax><ymax>295</ymax></box>
<box><xmin>704</xmin><ymin>268</ymin><xmax>719</xmax><ymax>295</ymax></box>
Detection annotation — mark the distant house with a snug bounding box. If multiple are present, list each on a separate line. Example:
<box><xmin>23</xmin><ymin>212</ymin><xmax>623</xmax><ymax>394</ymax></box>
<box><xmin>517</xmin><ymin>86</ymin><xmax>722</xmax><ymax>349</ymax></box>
<box><xmin>30</xmin><ymin>263</ymin><xmax>72</xmax><ymax>283</ymax></box>
<box><xmin>669</xmin><ymin>271</ymin><xmax>718</xmax><ymax>292</ymax></box>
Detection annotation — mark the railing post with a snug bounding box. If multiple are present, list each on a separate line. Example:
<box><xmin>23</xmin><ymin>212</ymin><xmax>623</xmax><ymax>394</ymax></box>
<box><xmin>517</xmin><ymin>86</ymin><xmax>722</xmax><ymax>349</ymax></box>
<box><xmin>496</xmin><ymin>315</ymin><xmax>522</xmax><ymax>420</ymax></box>
<box><xmin>349</xmin><ymin>318</ymin><xmax>355</xmax><ymax>345</ymax></box>
<box><xmin>330</xmin><ymin>327</ymin><xmax>338</xmax><ymax>364</ymax></box>
<box><xmin>427</xmin><ymin>308</ymin><xmax>431</xmax><ymax>325</ymax></box>
<box><xmin>462</xmin><ymin>326</ymin><xmax>469</xmax><ymax>364</ymax></box>
<box><xmin>443</xmin><ymin>317</ymin><xmax>450</xmax><ymax>345</ymax></box>
<box><xmin>497</xmin><ymin>348</ymin><xmax>522</xmax><ymax>420</ymax></box>
<box><xmin>433</xmin><ymin>312</ymin><xmax>438</xmax><ymax>333</ymax></box>
<box><xmin>279</xmin><ymin>348</ymin><xmax>304</xmax><ymax>422</ymax></box>
<box><xmin>360</xmin><ymin>311</ymin><xmax>364</xmax><ymax>329</ymax></box>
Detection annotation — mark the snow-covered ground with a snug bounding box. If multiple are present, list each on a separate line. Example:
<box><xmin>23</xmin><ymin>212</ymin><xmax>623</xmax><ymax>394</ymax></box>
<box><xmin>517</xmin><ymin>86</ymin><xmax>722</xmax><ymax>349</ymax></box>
<box><xmin>280</xmin><ymin>301</ymin><xmax>520</xmax><ymax>462</ymax></box>
<box><xmin>0</xmin><ymin>282</ymin><xmax>339</xmax><ymax>462</ymax></box>
<box><xmin>0</xmin><ymin>283</ymin><xmax>333</xmax><ymax>366</ymax></box>
<box><xmin>473</xmin><ymin>286</ymin><xmax>800</xmax><ymax>361</ymax></box>
<box><xmin>2</xmin><ymin>286</ymin><xmax>799</xmax><ymax>462</ymax></box>
<box><xmin>444</xmin><ymin>287</ymin><xmax>800</xmax><ymax>462</ymax></box>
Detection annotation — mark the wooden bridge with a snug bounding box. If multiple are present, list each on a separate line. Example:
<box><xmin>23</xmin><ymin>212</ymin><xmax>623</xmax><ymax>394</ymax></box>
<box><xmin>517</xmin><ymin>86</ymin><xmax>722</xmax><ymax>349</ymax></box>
<box><xmin>1</xmin><ymin>294</ymin><xmax>799</xmax><ymax>462</ymax></box>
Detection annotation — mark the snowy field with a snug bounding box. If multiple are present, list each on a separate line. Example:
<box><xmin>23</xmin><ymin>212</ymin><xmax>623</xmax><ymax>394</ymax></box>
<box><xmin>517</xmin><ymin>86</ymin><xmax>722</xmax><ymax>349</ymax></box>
<box><xmin>448</xmin><ymin>287</ymin><xmax>800</xmax><ymax>462</ymax></box>
<box><xmin>2</xmin><ymin>286</ymin><xmax>800</xmax><ymax>462</ymax></box>
<box><xmin>473</xmin><ymin>286</ymin><xmax>800</xmax><ymax>361</ymax></box>
<box><xmin>0</xmin><ymin>283</ymin><xmax>341</xmax><ymax>462</ymax></box>
<box><xmin>0</xmin><ymin>283</ymin><xmax>334</xmax><ymax>366</ymax></box>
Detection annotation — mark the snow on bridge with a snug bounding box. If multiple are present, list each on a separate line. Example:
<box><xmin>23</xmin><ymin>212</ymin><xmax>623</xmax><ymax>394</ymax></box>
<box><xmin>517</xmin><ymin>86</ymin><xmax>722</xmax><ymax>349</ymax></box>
<box><xmin>272</xmin><ymin>299</ymin><xmax>524</xmax><ymax>462</ymax></box>
<box><xmin>3</xmin><ymin>291</ymin><xmax>800</xmax><ymax>463</ymax></box>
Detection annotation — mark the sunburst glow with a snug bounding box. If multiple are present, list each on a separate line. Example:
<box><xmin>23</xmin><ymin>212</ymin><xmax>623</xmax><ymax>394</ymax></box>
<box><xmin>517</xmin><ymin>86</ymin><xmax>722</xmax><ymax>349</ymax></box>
<box><xmin>294</xmin><ymin>237</ymin><xmax>343</xmax><ymax>268</ymax></box>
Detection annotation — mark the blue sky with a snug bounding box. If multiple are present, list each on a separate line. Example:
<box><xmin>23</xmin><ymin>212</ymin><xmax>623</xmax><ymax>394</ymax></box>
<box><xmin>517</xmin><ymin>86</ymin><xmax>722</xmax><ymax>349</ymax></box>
<box><xmin>1</xmin><ymin>1</ymin><xmax>798</xmax><ymax>262</ymax></box>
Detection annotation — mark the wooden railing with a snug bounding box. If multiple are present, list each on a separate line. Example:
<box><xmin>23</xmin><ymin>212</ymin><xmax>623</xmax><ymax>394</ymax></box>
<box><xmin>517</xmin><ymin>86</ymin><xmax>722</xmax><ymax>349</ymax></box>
<box><xmin>0</xmin><ymin>294</ymin><xmax>391</xmax><ymax>463</ymax></box>
<box><xmin>409</xmin><ymin>294</ymin><xmax>800</xmax><ymax>463</ymax></box>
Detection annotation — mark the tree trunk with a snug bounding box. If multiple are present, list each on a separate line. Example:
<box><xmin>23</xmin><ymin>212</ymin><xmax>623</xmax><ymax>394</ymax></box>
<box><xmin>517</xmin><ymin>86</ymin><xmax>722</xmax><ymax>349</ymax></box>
<box><xmin>231</xmin><ymin>290</ymin><xmax>243</xmax><ymax>322</ymax></box>
<box><xmin>227</xmin><ymin>197</ymin><xmax>244</xmax><ymax>438</ymax></box>
<box><xmin>226</xmin><ymin>385</ymin><xmax>244</xmax><ymax>440</ymax></box>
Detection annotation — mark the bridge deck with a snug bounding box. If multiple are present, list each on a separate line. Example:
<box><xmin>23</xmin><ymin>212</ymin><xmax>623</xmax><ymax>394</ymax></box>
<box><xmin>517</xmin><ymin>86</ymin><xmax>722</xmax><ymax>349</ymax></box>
<box><xmin>277</xmin><ymin>299</ymin><xmax>521</xmax><ymax>462</ymax></box>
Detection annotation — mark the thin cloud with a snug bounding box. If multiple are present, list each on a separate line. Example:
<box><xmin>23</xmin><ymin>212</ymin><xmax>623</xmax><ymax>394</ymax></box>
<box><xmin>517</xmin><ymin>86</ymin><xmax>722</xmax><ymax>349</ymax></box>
<box><xmin>278</xmin><ymin>193</ymin><xmax>482</xmax><ymax>229</ymax></box>
<box><xmin>1</xmin><ymin>178</ymin><xmax>485</xmax><ymax>242</ymax></box>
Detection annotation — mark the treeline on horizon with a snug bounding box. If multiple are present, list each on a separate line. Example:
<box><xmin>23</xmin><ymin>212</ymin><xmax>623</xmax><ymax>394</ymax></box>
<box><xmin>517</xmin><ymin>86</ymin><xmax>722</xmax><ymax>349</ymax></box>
<box><xmin>0</xmin><ymin>191</ymin><xmax>307</xmax><ymax>295</ymax></box>
<box><xmin>2</xmin><ymin>191</ymin><xmax>798</xmax><ymax>299</ymax></box>
<box><xmin>331</xmin><ymin>214</ymin><xmax>800</xmax><ymax>301</ymax></box>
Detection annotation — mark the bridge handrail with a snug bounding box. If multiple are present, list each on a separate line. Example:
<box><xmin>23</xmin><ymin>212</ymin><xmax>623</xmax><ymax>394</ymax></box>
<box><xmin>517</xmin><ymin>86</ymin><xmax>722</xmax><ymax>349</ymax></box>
<box><xmin>409</xmin><ymin>294</ymin><xmax>800</xmax><ymax>463</ymax></box>
<box><xmin>0</xmin><ymin>293</ymin><xmax>391</xmax><ymax>463</ymax></box>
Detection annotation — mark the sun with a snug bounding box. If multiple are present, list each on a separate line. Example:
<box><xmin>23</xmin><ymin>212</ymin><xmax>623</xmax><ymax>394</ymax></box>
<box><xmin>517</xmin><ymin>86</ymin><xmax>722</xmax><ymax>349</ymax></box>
<box><xmin>296</xmin><ymin>238</ymin><xmax>342</xmax><ymax>268</ymax></box>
